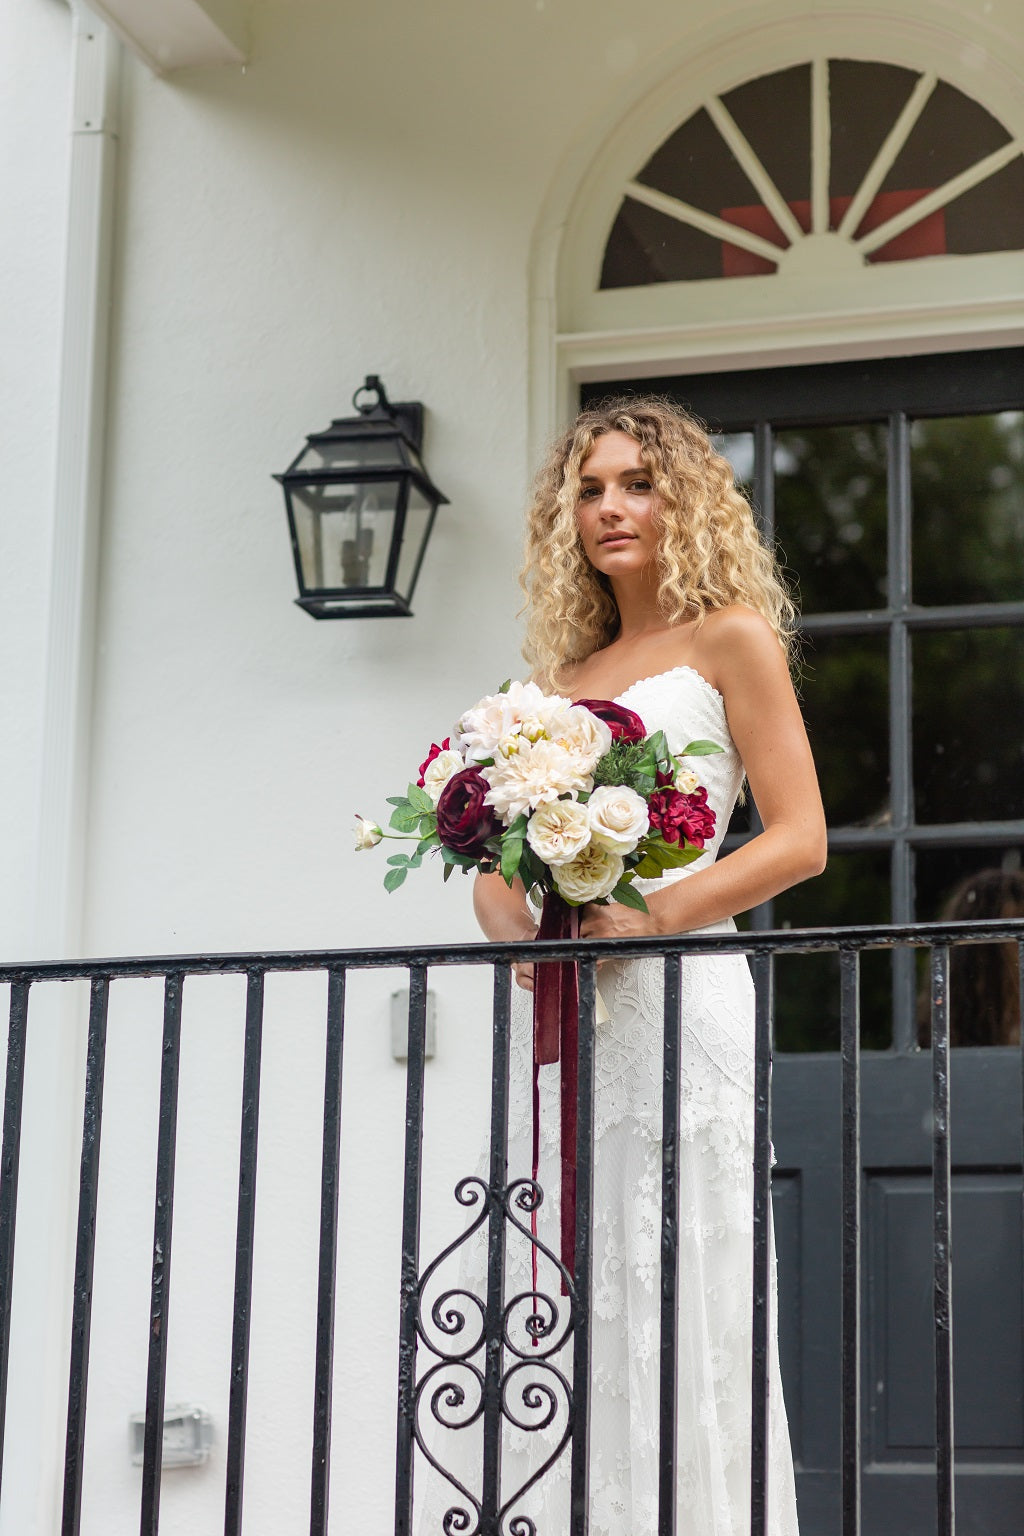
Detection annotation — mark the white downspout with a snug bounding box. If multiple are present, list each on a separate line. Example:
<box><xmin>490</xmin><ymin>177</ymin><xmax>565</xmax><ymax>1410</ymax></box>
<box><xmin>35</xmin><ymin>8</ymin><xmax>120</xmax><ymax>959</ymax></box>
<box><xmin>2</xmin><ymin>9</ymin><xmax>120</xmax><ymax>1533</ymax></box>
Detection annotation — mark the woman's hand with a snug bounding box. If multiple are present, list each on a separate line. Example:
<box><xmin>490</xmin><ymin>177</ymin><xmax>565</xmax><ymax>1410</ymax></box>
<box><xmin>513</xmin><ymin>957</ymin><xmax>536</xmax><ymax>992</ymax></box>
<box><xmin>473</xmin><ymin>871</ymin><xmax>538</xmax><ymax>991</ymax></box>
<box><xmin>579</xmin><ymin>898</ymin><xmax>662</xmax><ymax>972</ymax></box>
<box><xmin>579</xmin><ymin>900</ymin><xmax>660</xmax><ymax>944</ymax></box>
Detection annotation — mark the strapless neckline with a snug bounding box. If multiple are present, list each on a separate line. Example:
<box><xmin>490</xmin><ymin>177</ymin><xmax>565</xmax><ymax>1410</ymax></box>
<box><xmin>613</xmin><ymin>663</ymin><xmax>725</xmax><ymax>709</ymax></box>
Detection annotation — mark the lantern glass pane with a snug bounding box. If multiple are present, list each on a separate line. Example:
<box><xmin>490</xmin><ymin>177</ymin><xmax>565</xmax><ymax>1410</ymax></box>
<box><xmin>290</xmin><ymin>481</ymin><xmax>401</xmax><ymax>592</ymax></box>
<box><xmin>294</xmin><ymin>434</ymin><xmax>407</xmax><ymax>475</ymax></box>
<box><xmin>395</xmin><ymin>483</ymin><xmax>436</xmax><ymax>601</ymax></box>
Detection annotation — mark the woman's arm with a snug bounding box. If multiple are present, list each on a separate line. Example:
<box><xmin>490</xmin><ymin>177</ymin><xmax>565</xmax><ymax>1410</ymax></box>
<box><xmin>581</xmin><ymin>607</ymin><xmax>827</xmax><ymax>943</ymax></box>
<box><xmin>474</xmin><ymin>871</ymin><xmax>539</xmax><ymax>990</ymax></box>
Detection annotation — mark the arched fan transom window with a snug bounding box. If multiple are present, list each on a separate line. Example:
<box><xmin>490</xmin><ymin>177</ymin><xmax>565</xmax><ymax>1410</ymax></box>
<box><xmin>601</xmin><ymin>59</ymin><xmax>1024</xmax><ymax>288</ymax></box>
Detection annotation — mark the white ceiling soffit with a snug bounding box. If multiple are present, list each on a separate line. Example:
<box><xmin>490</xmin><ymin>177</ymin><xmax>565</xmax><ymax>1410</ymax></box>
<box><xmin>84</xmin><ymin>0</ymin><xmax>248</xmax><ymax>72</ymax></box>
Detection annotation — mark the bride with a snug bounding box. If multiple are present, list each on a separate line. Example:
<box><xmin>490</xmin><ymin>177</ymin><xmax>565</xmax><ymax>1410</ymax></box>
<box><xmin>421</xmin><ymin>397</ymin><xmax>826</xmax><ymax>1535</ymax></box>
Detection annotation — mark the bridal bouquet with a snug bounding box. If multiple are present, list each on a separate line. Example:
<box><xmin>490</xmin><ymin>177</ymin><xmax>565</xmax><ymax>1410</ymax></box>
<box><xmin>354</xmin><ymin>680</ymin><xmax>722</xmax><ymax>910</ymax></box>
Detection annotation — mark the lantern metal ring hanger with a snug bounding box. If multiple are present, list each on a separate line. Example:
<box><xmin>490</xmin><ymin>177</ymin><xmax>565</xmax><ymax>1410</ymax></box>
<box><xmin>276</xmin><ymin>375</ymin><xmax>449</xmax><ymax>618</ymax></box>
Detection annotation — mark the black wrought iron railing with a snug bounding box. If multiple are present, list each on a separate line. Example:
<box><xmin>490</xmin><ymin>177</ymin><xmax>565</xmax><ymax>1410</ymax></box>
<box><xmin>0</xmin><ymin>918</ymin><xmax>1021</xmax><ymax>1536</ymax></box>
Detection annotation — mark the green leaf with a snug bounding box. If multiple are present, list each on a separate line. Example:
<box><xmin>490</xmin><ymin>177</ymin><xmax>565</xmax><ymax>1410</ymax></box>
<box><xmin>497</xmin><ymin>678</ymin><xmax>512</xmax><ymax>694</ymax></box>
<box><xmin>386</xmin><ymin>853</ymin><xmax>409</xmax><ymax>867</ymax></box>
<box><xmin>385</xmin><ymin>795</ymin><xmax>409</xmax><ymax>808</ymax></box>
<box><xmin>407</xmin><ymin>851</ymin><xmax>424</xmax><ymax>869</ymax></box>
<box><xmin>440</xmin><ymin>846</ymin><xmax>477</xmax><ymax>869</ymax></box>
<box><xmin>383</xmin><ymin>866</ymin><xmax>408</xmax><ymax>893</ymax></box>
<box><xmin>610</xmin><ymin>879</ymin><xmax>649</xmax><ymax>913</ymax></box>
<box><xmin>500</xmin><ymin>836</ymin><xmax>523</xmax><ymax>886</ymax></box>
<box><xmin>389</xmin><ymin>805</ymin><xmax>422</xmax><ymax>833</ymax></box>
<box><xmin>632</xmin><ymin>841</ymin><xmax>702</xmax><ymax>880</ymax></box>
<box><xmin>680</xmin><ymin>738</ymin><xmax>725</xmax><ymax>757</ymax></box>
<box><xmin>407</xmin><ymin>783</ymin><xmax>434</xmax><ymax>813</ymax></box>
<box><xmin>416</xmin><ymin>832</ymin><xmax>441</xmax><ymax>855</ymax></box>
<box><xmin>442</xmin><ymin>862</ymin><xmax>455</xmax><ymax>882</ymax></box>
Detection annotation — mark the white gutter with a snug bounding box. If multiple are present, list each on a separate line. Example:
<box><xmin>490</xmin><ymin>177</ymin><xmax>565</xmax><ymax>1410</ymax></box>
<box><xmin>2</xmin><ymin>10</ymin><xmax>120</xmax><ymax>1533</ymax></box>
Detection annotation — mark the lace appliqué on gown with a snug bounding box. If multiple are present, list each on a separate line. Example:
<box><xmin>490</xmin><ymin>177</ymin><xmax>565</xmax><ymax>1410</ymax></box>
<box><xmin>415</xmin><ymin>668</ymin><xmax>800</xmax><ymax>1536</ymax></box>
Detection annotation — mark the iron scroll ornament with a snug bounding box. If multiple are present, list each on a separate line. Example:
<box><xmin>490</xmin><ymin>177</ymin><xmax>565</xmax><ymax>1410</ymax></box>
<box><xmin>412</xmin><ymin>1176</ymin><xmax>578</xmax><ymax>1536</ymax></box>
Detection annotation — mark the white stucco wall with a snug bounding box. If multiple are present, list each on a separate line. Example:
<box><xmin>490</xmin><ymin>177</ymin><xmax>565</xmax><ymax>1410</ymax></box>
<box><xmin>3</xmin><ymin>0</ymin><xmax>1024</xmax><ymax>1530</ymax></box>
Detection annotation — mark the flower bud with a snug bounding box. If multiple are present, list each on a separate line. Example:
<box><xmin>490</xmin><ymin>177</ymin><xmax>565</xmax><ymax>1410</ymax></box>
<box><xmin>354</xmin><ymin>816</ymin><xmax>383</xmax><ymax>850</ymax></box>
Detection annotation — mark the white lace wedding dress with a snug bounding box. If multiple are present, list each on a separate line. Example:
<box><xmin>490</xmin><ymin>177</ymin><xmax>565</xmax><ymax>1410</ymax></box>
<box><xmin>416</xmin><ymin>666</ymin><xmax>799</xmax><ymax>1536</ymax></box>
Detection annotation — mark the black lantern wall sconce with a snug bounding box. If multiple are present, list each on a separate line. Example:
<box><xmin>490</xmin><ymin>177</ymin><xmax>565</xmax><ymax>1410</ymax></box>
<box><xmin>275</xmin><ymin>376</ymin><xmax>449</xmax><ymax>618</ymax></box>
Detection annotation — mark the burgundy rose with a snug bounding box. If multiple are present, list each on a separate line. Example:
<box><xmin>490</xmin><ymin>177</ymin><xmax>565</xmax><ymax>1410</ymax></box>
<box><xmin>417</xmin><ymin>737</ymin><xmax>452</xmax><ymax>787</ymax></box>
<box><xmin>436</xmin><ymin>768</ymin><xmax>501</xmax><ymax>856</ymax></box>
<box><xmin>574</xmin><ymin>698</ymin><xmax>646</xmax><ymax>744</ymax></box>
<box><xmin>648</xmin><ymin>785</ymin><xmax>717</xmax><ymax>849</ymax></box>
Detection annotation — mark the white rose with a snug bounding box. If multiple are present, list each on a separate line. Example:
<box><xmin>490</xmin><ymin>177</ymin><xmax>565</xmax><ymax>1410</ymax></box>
<box><xmin>525</xmin><ymin>799</ymin><xmax>592</xmax><ymax>866</ymax></box>
<box><xmin>546</xmin><ymin>705</ymin><xmax>613</xmax><ymax>778</ymax></box>
<box><xmin>674</xmin><ymin>767</ymin><xmax>699</xmax><ymax>794</ymax></box>
<box><xmin>353</xmin><ymin>816</ymin><xmax>383</xmax><ymax>850</ymax></box>
<box><xmin>553</xmin><ymin>844</ymin><xmax>624</xmax><ymax>905</ymax></box>
<box><xmin>422</xmin><ymin>748</ymin><xmax>465</xmax><ymax>804</ymax></box>
<box><xmin>587</xmin><ymin>784</ymin><xmax>650</xmax><ymax>853</ymax></box>
<box><xmin>482</xmin><ymin>738</ymin><xmax>589</xmax><ymax>822</ymax></box>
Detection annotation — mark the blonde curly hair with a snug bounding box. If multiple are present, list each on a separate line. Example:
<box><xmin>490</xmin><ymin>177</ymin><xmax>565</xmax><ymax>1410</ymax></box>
<box><xmin>520</xmin><ymin>396</ymin><xmax>796</xmax><ymax>688</ymax></box>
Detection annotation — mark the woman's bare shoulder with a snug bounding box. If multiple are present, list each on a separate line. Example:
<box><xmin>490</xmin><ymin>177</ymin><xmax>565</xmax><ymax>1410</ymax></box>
<box><xmin>694</xmin><ymin>605</ymin><xmax>786</xmax><ymax>685</ymax></box>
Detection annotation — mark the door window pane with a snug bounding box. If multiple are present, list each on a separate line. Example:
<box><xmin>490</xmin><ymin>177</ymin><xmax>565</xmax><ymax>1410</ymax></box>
<box><xmin>800</xmin><ymin>634</ymin><xmax>889</xmax><ymax>828</ymax></box>
<box><xmin>774</xmin><ymin>851</ymin><xmax>893</xmax><ymax>1051</ymax></box>
<box><xmin>912</xmin><ymin>628</ymin><xmax>1024</xmax><ymax>823</ymax></box>
<box><xmin>915</xmin><ymin>845</ymin><xmax>1023</xmax><ymax>1046</ymax></box>
<box><xmin>912</xmin><ymin>412</ymin><xmax>1024</xmax><ymax>606</ymax></box>
<box><xmin>774</xmin><ymin>424</ymin><xmax>888</xmax><ymax>612</ymax></box>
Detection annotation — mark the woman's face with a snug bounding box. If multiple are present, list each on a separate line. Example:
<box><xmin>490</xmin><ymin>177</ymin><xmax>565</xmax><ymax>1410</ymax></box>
<box><xmin>575</xmin><ymin>429</ymin><xmax>659</xmax><ymax>577</ymax></box>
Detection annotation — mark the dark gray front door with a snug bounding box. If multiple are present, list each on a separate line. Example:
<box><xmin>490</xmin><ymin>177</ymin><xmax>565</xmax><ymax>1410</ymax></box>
<box><xmin>584</xmin><ymin>350</ymin><xmax>1024</xmax><ymax>1532</ymax></box>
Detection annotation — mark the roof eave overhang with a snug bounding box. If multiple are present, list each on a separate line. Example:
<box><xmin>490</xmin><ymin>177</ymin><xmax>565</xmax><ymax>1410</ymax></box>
<box><xmin>82</xmin><ymin>0</ymin><xmax>248</xmax><ymax>73</ymax></box>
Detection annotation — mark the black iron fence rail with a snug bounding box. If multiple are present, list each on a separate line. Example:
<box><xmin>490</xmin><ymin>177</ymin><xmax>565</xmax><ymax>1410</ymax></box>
<box><xmin>2</xmin><ymin>916</ymin><xmax>1024</xmax><ymax>982</ymax></box>
<box><xmin>0</xmin><ymin>916</ymin><xmax>1021</xmax><ymax>1536</ymax></box>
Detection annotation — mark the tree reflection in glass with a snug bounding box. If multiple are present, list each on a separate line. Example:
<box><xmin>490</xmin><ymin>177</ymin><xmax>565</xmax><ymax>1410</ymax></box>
<box><xmin>912</xmin><ymin>411</ymin><xmax>1024</xmax><ymax>606</ymax></box>
<box><xmin>799</xmin><ymin>633</ymin><xmax>890</xmax><ymax>827</ymax></box>
<box><xmin>774</xmin><ymin>423</ymin><xmax>888</xmax><ymax>613</ymax></box>
<box><xmin>912</xmin><ymin>628</ymin><xmax>1024</xmax><ymax>823</ymax></box>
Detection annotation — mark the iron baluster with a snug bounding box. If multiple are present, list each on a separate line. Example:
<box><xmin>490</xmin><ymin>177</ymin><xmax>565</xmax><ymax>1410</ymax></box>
<box><xmin>139</xmin><ymin>972</ymin><xmax>184</xmax><ymax>1536</ymax></box>
<box><xmin>310</xmin><ymin>968</ymin><xmax>347</xmax><ymax>1536</ymax></box>
<box><xmin>62</xmin><ymin>977</ymin><xmax>110</xmax><ymax>1536</ymax></box>
<box><xmin>931</xmin><ymin>946</ymin><xmax>954</xmax><ymax>1536</ymax></box>
<box><xmin>0</xmin><ymin>980</ymin><xmax>29</xmax><ymax>1493</ymax></box>
<box><xmin>658</xmin><ymin>953</ymin><xmax>683</xmax><ymax>1536</ymax></box>
<box><xmin>224</xmin><ymin>970</ymin><xmax>265</xmax><ymax>1536</ymax></box>
<box><xmin>749</xmin><ymin>952</ymin><xmax>773</xmax><ymax>1536</ymax></box>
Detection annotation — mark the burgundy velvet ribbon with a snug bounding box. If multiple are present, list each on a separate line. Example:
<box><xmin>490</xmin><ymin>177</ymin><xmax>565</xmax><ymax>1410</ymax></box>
<box><xmin>531</xmin><ymin>892</ymin><xmax>580</xmax><ymax>1296</ymax></box>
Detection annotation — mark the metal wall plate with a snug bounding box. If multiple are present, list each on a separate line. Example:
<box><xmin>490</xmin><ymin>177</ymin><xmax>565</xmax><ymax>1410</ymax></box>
<box><xmin>129</xmin><ymin>1404</ymin><xmax>213</xmax><ymax>1468</ymax></box>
